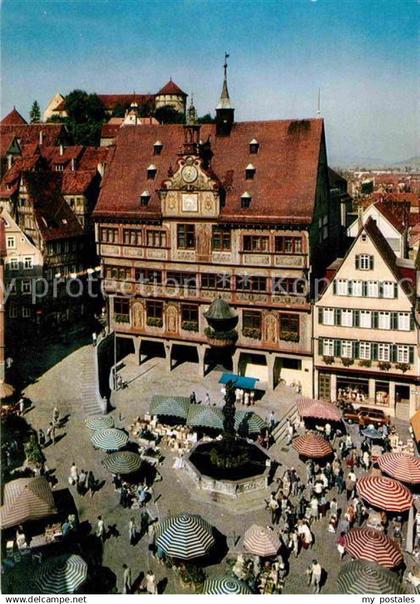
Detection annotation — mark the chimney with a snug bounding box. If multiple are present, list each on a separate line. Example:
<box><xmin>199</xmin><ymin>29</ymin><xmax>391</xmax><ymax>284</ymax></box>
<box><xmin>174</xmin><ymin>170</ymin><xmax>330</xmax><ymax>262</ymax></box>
<box><xmin>59</xmin><ymin>144</ymin><xmax>64</xmax><ymax>156</ymax></box>
<box><xmin>39</xmin><ymin>130</ymin><xmax>43</xmax><ymax>145</ymax></box>
<box><xmin>357</xmin><ymin>204</ymin><xmax>364</xmax><ymax>231</ymax></box>
<box><xmin>97</xmin><ymin>162</ymin><xmax>104</xmax><ymax>177</ymax></box>
<box><xmin>7</xmin><ymin>155</ymin><xmax>12</xmax><ymax>170</ymax></box>
<box><xmin>71</xmin><ymin>158</ymin><xmax>75</xmax><ymax>171</ymax></box>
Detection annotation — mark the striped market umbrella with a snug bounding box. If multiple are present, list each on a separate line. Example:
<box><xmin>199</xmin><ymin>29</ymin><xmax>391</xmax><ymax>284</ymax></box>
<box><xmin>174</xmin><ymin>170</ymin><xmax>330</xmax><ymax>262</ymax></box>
<box><xmin>85</xmin><ymin>415</ymin><xmax>115</xmax><ymax>430</ymax></box>
<box><xmin>292</xmin><ymin>432</ymin><xmax>333</xmax><ymax>458</ymax></box>
<box><xmin>90</xmin><ymin>428</ymin><xmax>128</xmax><ymax>451</ymax></box>
<box><xmin>337</xmin><ymin>560</ymin><xmax>406</xmax><ymax>594</ymax></box>
<box><xmin>203</xmin><ymin>576</ymin><xmax>253</xmax><ymax>595</ymax></box>
<box><xmin>150</xmin><ymin>395</ymin><xmax>190</xmax><ymax>420</ymax></box>
<box><xmin>235</xmin><ymin>411</ymin><xmax>266</xmax><ymax>435</ymax></box>
<box><xmin>377</xmin><ymin>452</ymin><xmax>420</xmax><ymax>485</ymax></box>
<box><xmin>243</xmin><ymin>524</ymin><xmax>281</xmax><ymax>557</ymax></box>
<box><xmin>344</xmin><ymin>528</ymin><xmax>403</xmax><ymax>568</ymax></box>
<box><xmin>102</xmin><ymin>451</ymin><xmax>142</xmax><ymax>475</ymax></box>
<box><xmin>296</xmin><ymin>397</ymin><xmax>342</xmax><ymax>422</ymax></box>
<box><xmin>0</xmin><ymin>477</ymin><xmax>57</xmax><ymax>529</ymax></box>
<box><xmin>156</xmin><ymin>513</ymin><xmax>215</xmax><ymax>560</ymax></box>
<box><xmin>187</xmin><ymin>405</ymin><xmax>224</xmax><ymax>430</ymax></box>
<box><xmin>33</xmin><ymin>554</ymin><xmax>88</xmax><ymax>594</ymax></box>
<box><xmin>356</xmin><ymin>475</ymin><xmax>413</xmax><ymax>512</ymax></box>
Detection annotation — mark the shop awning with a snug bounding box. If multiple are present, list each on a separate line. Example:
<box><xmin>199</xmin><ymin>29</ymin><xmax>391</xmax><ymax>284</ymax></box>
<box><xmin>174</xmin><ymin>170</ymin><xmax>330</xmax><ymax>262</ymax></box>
<box><xmin>219</xmin><ymin>373</ymin><xmax>259</xmax><ymax>390</ymax></box>
<box><xmin>411</xmin><ymin>409</ymin><xmax>420</xmax><ymax>443</ymax></box>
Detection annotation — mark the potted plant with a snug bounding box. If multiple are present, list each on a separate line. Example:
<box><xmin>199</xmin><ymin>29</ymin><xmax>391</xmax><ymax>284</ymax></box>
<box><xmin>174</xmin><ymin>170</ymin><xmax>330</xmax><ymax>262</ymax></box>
<box><xmin>181</xmin><ymin>320</ymin><xmax>199</xmax><ymax>332</ymax></box>
<box><xmin>395</xmin><ymin>362</ymin><xmax>410</xmax><ymax>373</ymax></box>
<box><xmin>279</xmin><ymin>331</ymin><xmax>300</xmax><ymax>342</ymax></box>
<box><xmin>341</xmin><ymin>357</ymin><xmax>354</xmax><ymax>367</ymax></box>
<box><xmin>378</xmin><ymin>361</ymin><xmax>391</xmax><ymax>371</ymax></box>
<box><xmin>114</xmin><ymin>314</ymin><xmax>130</xmax><ymax>323</ymax></box>
<box><xmin>146</xmin><ymin>316</ymin><xmax>163</xmax><ymax>328</ymax></box>
<box><xmin>322</xmin><ymin>355</ymin><xmax>335</xmax><ymax>365</ymax></box>
<box><xmin>242</xmin><ymin>327</ymin><xmax>261</xmax><ymax>339</ymax></box>
<box><xmin>358</xmin><ymin>359</ymin><xmax>371</xmax><ymax>368</ymax></box>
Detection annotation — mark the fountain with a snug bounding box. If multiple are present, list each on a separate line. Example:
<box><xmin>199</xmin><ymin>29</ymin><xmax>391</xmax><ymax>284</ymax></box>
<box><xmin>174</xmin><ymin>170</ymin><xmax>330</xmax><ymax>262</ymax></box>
<box><xmin>184</xmin><ymin>381</ymin><xmax>271</xmax><ymax>497</ymax></box>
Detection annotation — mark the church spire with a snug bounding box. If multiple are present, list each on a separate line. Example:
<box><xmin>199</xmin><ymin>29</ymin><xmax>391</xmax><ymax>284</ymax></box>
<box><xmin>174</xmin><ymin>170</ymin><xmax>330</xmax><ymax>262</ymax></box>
<box><xmin>216</xmin><ymin>52</ymin><xmax>235</xmax><ymax>136</ymax></box>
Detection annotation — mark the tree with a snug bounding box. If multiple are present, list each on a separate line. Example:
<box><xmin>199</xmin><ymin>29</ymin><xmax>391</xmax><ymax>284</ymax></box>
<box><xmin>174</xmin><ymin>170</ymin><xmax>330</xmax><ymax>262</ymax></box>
<box><xmin>64</xmin><ymin>90</ymin><xmax>106</xmax><ymax>146</ymax></box>
<box><xmin>112</xmin><ymin>102</ymin><xmax>126</xmax><ymax>118</ymax></box>
<box><xmin>154</xmin><ymin>105</ymin><xmax>185</xmax><ymax>124</ymax></box>
<box><xmin>30</xmin><ymin>100</ymin><xmax>41</xmax><ymax>123</ymax></box>
<box><xmin>197</xmin><ymin>113</ymin><xmax>216</xmax><ymax>124</ymax></box>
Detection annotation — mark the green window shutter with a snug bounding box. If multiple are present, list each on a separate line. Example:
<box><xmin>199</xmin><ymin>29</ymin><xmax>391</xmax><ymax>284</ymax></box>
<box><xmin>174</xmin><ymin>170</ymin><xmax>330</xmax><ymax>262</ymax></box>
<box><xmin>354</xmin><ymin>310</ymin><xmax>360</xmax><ymax>327</ymax></box>
<box><xmin>391</xmin><ymin>345</ymin><xmax>398</xmax><ymax>362</ymax></box>
<box><xmin>371</xmin><ymin>343</ymin><xmax>378</xmax><ymax>360</ymax></box>
<box><xmin>391</xmin><ymin>313</ymin><xmax>398</xmax><ymax>330</ymax></box>
<box><xmin>353</xmin><ymin>341</ymin><xmax>359</xmax><ymax>358</ymax></box>
<box><xmin>318</xmin><ymin>307</ymin><xmax>323</xmax><ymax>324</ymax></box>
<box><xmin>333</xmin><ymin>280</ymin><xmax>337</xmax><ymax>294</ymax></box>
<box><xmin>348</xmin><ymin>281</ymin><xmax>353</xmax><ymax>295</ymax></box>
<box><xmin>394</xmin><ymin>283</ymin><xmax>398</xmax><ymax>298</ymax></box>
<box><xmin>372</xmin><ymin>311</ymin><xmax>378</xmax><ymax>329</ymax></box>
<box><xmin>409</xmin><ymin>347</ymin><xmax>414</xmax><ymax>364</ymax></box>
<box><xmin>379</xmin><ymin>282</ymin><xmax>384</xmax><ymax>298</ymax></box>
<box><xmin>369</xmin><ymin>256</ymin><xmax>374</xmax><ymax>270</ymax></box>
<box><xmin>335</xmin><ymin>309</ymin><xmax>341</xmax><ymax>325</ymax></box>
<box><xmin>410</xmin><ymin>315</ymin><xmax>415</xmax><ymax>331</ymax></box>
<box><xmin>355</xmin><ymin>255</ymin><xmax>360</xmax><ymax>270</ymax></box>
<box><xmin>362</xmin><ymin>282</ymin><xmax>367</xmax><ymax>297</ymax></box>
<box><xmin>334</xmin><ymin>340</ymin><xmax>341</xmax><ymax>357</ymax></box>
<box><xmin>318</xmin><ymin>338</ymin><xmax>323</xmax><ymax>355</ymax></box>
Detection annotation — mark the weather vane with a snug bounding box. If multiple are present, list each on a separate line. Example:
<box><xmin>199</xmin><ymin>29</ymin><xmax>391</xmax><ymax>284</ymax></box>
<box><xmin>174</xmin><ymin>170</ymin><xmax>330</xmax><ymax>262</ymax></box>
<box><xmin>224</xmin><ymin>52</ymin><xmax>230</xmax><ymax>79</ymax></box>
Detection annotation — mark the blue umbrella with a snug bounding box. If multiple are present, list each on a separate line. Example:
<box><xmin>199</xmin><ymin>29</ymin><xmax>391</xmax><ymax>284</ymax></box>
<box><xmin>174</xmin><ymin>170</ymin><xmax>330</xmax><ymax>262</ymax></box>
<box><xmin>361</xmin><ymin>427</ymin><xmax>384</xmax><ymax>440</ymax></box>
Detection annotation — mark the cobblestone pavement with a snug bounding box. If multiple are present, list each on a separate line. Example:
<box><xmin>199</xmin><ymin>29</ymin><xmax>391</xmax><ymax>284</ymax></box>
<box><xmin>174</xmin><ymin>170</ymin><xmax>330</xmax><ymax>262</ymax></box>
<box><xmin>9</xmin><ymin>341</ymin><xmax>415</xmax><ymax>595</ymax></box>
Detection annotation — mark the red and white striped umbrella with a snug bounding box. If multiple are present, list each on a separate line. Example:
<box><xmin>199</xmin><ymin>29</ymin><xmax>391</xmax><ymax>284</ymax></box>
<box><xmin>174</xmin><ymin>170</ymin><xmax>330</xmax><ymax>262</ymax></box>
<box><xmin>377</xmin><ymin>453</ymin><xmax>420</xmax><ymax>485</ymax></box>
<box><xmin>293</xmin><ymin>432</ymin><xmax>333</xmax><ymax>458</ymax></box>
<box><xmin>296</xmin><ymin>397</ymin><xmax>342</xmax><ymax>422</ymax></box>
<box><xmin>356</xmin><ymin>475</ymin><xmax>413</xmax><ymax>512</ymax></box>
<box><xmin>244</xmin><ymin>524</ymin><xmax>280</xmax><ymax>557</ymax></box>
<box><xmin>344</xmin><ymin>528</ymin><xmax>403</xmax><ymax>568</ymax></box>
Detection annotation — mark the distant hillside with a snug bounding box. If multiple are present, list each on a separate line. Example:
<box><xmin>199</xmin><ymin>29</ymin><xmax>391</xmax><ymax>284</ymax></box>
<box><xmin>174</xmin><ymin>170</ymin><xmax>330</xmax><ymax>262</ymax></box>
<box><xmin>331</xmin><ymin>154</ymin><xmax>420</xmax><ymax>171</ymax></box>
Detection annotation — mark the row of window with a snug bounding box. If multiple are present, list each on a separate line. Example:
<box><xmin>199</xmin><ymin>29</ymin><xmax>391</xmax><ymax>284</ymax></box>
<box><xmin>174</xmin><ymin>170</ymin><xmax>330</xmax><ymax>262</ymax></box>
<box><xmin>320</xmin><ymin>338</ymin><xmax>414</xmax><ymax>364</ymax></box>
<box><xmin>8</xmin><ymin>306</ymin><xmax>31</xmax><ymax>319</ymax></box>
<box><xmin>105</xmin><ymin>267</ymin><xmax>307</xmax><ymax>295</ymax></box>
<box><xmin>7</xmin><ymin>257</ymin><xmax>34</xmax><ymax>270</ymax></box>
<box><xmin>333</xmin><ymin>279</ymin><xmax>398</xmax><ymax>298</ymax></box>
<box><xmin>318</xmin><ymin>308</ymin><xmax>414</xmax><ymax>331</ymax></box>
<box><xmin>114</xmin><ymin>298</ymin><xmax>300</xmax><ymax>339</ymax></box>
<box><xmin>47</xmin><ymin>240</ymin><xmax>83</xmax><ymax>255</ymax></box>
<box><xmin>101</xmin><ymin>226</ymin><xmax>304</xmax><ymax>254</ymax></box>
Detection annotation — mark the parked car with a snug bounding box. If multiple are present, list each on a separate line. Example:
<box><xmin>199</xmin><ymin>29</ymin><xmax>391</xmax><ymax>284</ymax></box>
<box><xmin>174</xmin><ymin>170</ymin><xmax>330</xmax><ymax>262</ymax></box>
<box><xmin>342</xmin><ymin>405</ymin><xmax>391</xmax><ymax>427</ymax></box>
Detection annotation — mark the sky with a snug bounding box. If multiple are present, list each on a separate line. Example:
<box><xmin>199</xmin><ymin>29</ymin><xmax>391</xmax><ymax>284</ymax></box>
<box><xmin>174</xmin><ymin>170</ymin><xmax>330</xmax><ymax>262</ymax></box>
<box><xmin>0</xmin><ymin>0</ymin><xmax>418</xmax><ymax>164</ymax></box>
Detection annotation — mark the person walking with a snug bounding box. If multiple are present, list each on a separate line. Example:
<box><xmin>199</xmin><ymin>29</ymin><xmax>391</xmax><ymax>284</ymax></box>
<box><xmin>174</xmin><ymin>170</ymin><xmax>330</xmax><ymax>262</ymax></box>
<box><xmin>78</xmin><ymin>469</ymin><xmax>87</xmax><ymax>495</ymax></box>
<box><xmin>205</xmin><ymin>392</ymin><xmax>210</xmax><ymax>406</ymax></box>
<box><xmin>52</xmin><ymin>406</ymin><xmax>60</xmax><ymax>427</ymax></box>
<box><xmin>145</xmin><ymin>570</ymin><xmax>158</xmax><ymax>595</ymax></box>
<box><xmin>310</xmin><ymin>560</ymin><xmax>322</xmax><ymax>593</ymax></box>
<box><xmin>87</xmin><ymin>471</ymin><xmax>96</xmax><ymax>497</ymax></box>
<box><xmin>336</xmin><ymin>531</ymin><xmax>346</xmax><ymax>559</ymax></box>
<box><xmin>38</xmin><ymin>429</ymin><xmax>46</xmax><ymax>448</ymax></box>
<box><xmin>69</xmin><ymin>463</ymin><xmax>78</xmax><ymax>486</ymax></box>
<box><xmin>129</xmin><ymin>517</ymin><xmax>137</xmax><ymax>545</ymax></box>
<box><xmin>122</xmin><ymin>564</ymin><xmax>132</xmax><ymax>594</ymax></box>
<box><xmin>95</xmin><ymin>515</ymin><xmax>105</xmax><ymax>542</ymax></box>
<box><xmin>18</xmin><ymin>398</ymin><xmax>25</xmax><ymax>416</ymax></box>
<box><xmin>268</xmin><ymin>411</ymin><xmax>276</xmax><ymax>431</ymax></box>
<box><xmin>268</xmin><ymin>493</ymin><xmax>279</xmax><ymax>525</ymax></box>
<box><xmin>46</xmin><ymin>422</ymin><xmax>56</xmax><ymax>445</ymax></box>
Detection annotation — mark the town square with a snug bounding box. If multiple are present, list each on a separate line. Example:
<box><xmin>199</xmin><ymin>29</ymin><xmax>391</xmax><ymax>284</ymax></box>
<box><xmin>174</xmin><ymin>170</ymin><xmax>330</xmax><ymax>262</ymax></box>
<box><xmin>0</xmin><ymin>0</ymin><xmax>419</xmax><ymax>599</ymax></box>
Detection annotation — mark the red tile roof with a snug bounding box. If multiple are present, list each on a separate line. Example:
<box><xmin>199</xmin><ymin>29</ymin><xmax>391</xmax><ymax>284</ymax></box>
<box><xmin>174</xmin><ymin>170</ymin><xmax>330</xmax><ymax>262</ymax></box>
<box><xmin>101</xmin><ymin>124</ymin><xmax>121</xmax><ymax>139</ymax></box>
<box><xmin>0</xmin><ymin>123</ymin><xmax>66</xmax><ymax>147</ymax></box>
<box><xmin>23</xmin><ymin>171</ymin><xmax>83</xmax><ymax>242</ymax></box>
<box><xmin>373</xmin><ymin>201</ymin><xmax>408</xmax><ymax>233</ymax></box>
<box><xmin>1</xmin><ymin>108</ymin><xmax>27</xmax><ymax>126</ymax></box>
<box><xmin>55</xmin><ymin>94</ymin><xmax>155</xmax><ymax>113</ymax></box>
<box><xmin>94</xmin><ymin>119</ymin><xmax>325</xmax><ymax>223</ymax></box>
<box><xmin>156</xmin><ymin>80</ymin><xmax>187</xmax><ymax>97</ymax></box>
<box><xmin>62</xmin><ymin>170</ymin><xmax>98</xmax><ymax>195</ymax></box>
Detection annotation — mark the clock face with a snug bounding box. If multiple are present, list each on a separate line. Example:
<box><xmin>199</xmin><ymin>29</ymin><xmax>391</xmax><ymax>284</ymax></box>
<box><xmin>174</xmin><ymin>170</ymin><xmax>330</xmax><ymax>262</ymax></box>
<box><xmin>182</xmin><ymin>165</ymin><xmax>198</xmax><ymax>183</ymax></box>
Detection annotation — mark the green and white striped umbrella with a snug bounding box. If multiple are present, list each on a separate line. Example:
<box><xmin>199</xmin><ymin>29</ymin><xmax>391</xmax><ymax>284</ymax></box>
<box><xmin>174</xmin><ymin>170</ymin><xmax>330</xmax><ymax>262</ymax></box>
<box><xmin>102</xmin><ymin>451</ymin><xmax>142</xmax><ymax>474</ymax></box>
<box><xmin>33</xmin><ymin>554</ymin><xmax>88</xmax><ymax>594</ymax></box>
<box><xmin>203</xmin><ymin>576</ymin><xmax>253</xmax><ymax>595</ymax></box>
<box><xmin>156</xmin><ymin>513</ymin><xmax>215</xmax><ymax>560</ymax></box>
<box><xmin>150</xmin><ymin>395</ymin><xmax>190</xmax><ymax>419</ymax></box>
<box><xmin>90</xmin><ymin>428</ymin><xmax>128</xmax><ymax>451</ymax></box>
<box><xmin>235</xmin><ymin>411</ymin><xmax>266</xmax><ymax>435</ymax></box>
<box><xmin>85</xmin><ymin>415</ymin><xmax>115</xmax><ymax>430</ymax></box>
<box><xmin>187</xmin><ymin>405</ymin><xmax>224</xmax><ymax>429</ymax></box>
<box><xmin>337</xmin><ymin>561</ymin><xmax>406</xmax><ymax>594</ymax></box>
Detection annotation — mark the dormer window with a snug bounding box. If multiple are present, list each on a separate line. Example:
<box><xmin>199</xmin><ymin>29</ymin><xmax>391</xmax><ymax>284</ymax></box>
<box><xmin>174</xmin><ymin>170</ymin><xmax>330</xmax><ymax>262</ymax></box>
<box><xmin>153</xmin><ymin>141</ymin><xmax>163</xmax><ymax>155</ymax></box>
<box><xmin>249</xmin><ymin>138</ymin><xmax>259</xmax><ymax>154</ymax></box>
<box><xmin>140</xmin><ymin>190</ymin><xmax>151</xmax><ymax>206</ymax></box>
<box><xmin>147</xmin><ymin>164</ymin><xmax>157</xmax><ymax>179</ymax></box>
<box><xmin>241</xmin><ymin>192</ymin><xmax>252</xmax><ymax>209</ymax></box>
<box><xmin>245</xmin><ymin>163</ymin><xmax>256</xmax><ymax>180</ymax></box>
